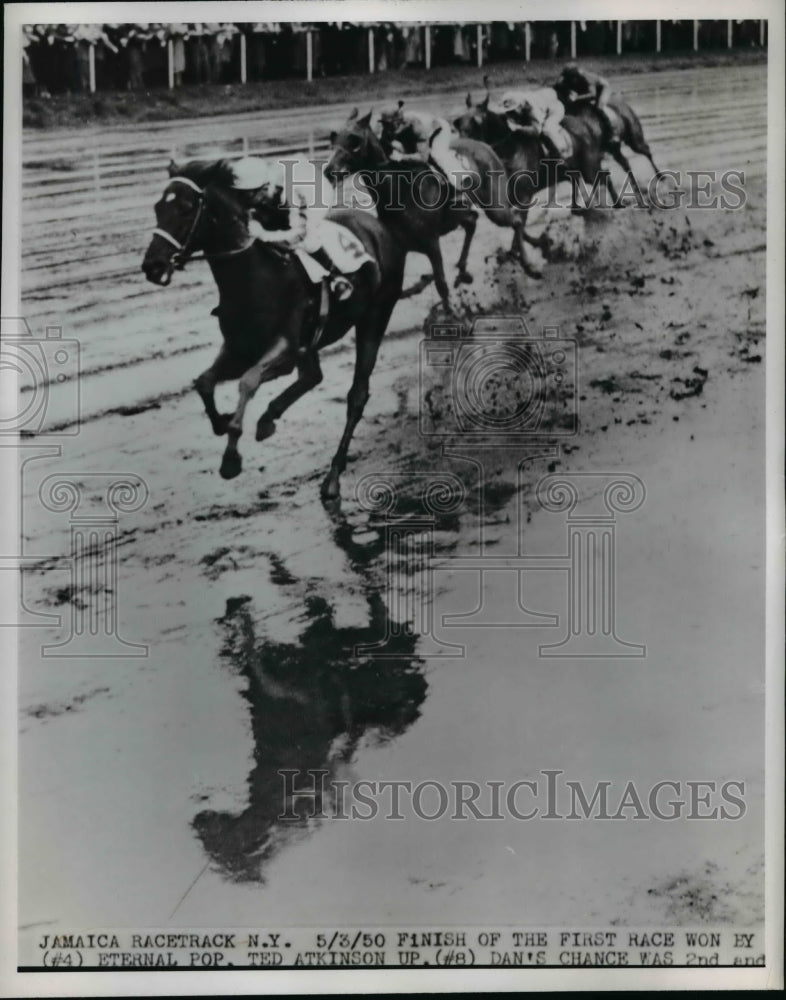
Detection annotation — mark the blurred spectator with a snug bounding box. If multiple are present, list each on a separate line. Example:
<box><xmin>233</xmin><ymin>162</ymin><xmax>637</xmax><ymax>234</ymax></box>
<box><xmin>72</xmin><ymin>24</ymin><xmax>118</xmax><ymax>92</ymax></box>
<box><xmin>403</xmin><ymin>24</ymin><xmax>423</xmax><ymax>66</ymax></box>
<box><xmin>216</xmin><ymin>23</ymin><xmax>239</xmax><ymax>82</ymax></box>
<box><xmin>22</xmin><ymin>25</ymin><xmax>41</xmax><ymax>96</ymax></box>
<box><xmin>20</xmin><ymin>19</ymin><xmax>769</xmax><ymax>95</ymax></box>
<box><xmin>170</xmin><ymin>23</ymin><xmax>187</xmax><ymax>86</ymax></box>
<box><xmin>187</xmin><ymin>23</ymin><xmax>210</xmax><ymax>83</ymax></box>
<box><xmin>120</xmin><ymin>24</ymin><xmax>151</xmax><ymax>90</ymax></box>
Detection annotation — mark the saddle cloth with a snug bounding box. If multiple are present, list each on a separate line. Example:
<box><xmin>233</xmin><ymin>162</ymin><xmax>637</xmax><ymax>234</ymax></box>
<box><xmin>316</xmin><ymin>220</ymin><xmax>373</xmax><ymax>274</ymax></box>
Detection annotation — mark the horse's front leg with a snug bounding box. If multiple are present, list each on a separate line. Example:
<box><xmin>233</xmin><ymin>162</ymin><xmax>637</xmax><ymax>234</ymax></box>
<box><xmin>255</xmin><ymin>349</ymin><xmax>324</xmax><ymax>441</ymax></box>
<box><xmin>321</xmin><ymin>315</ymin><xmax>388</xmax><ymax>502</ymax></box>
<box><xmin>454</xmin><ymin>208</ymin><xmax>477</xmax><ymax>286</ymax></box>
<box><xmin>194</xmin><ymin>345</ymin><xmax>248</xmax><ymax>436</ymax></box>
<box><xmin>220</xmin><ymin>337</ymin><xmax>290</xmax><ymax>480</ymax></box>
<box><xmin>509</xmin><ymin>205</ymin><xmax>544</xmax><ymax>279</ymax></box>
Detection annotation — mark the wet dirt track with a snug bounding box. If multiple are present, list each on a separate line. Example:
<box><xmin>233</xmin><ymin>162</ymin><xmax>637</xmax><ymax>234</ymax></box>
<box><xmin>17</xmin><ymin>64</ymin><xmax>767</xmax><ymax>936</ymax></box>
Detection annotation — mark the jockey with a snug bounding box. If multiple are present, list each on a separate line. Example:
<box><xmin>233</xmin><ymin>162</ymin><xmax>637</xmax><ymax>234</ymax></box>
<box><xmin>494</xmin><ymin>87</ymin><xmax>566</xmax><ymax>160</ymax></box>
<box><xmin>378</xmin><ymin>102</ymin><xmax>472</xmax><ymax>196</ymax></box>
<box><xmin>555</xmin><ymin>63</ymin><xmax>617</xmax><ymax>147</ymax></box>
<box><xmin>230</xmin><ymin>156</ymin><xmax>354</xmax><ymax>302</ymax></box>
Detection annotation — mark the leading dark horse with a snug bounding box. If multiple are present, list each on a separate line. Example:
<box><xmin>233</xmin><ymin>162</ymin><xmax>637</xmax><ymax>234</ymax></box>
<box><xmin>141</xmin><ymin>159</ymin><xmax>406</xmax><ymax>501</ymax></box>
<box><xmin>325</xmin><ymin>109</ymin><xmax>536</xmax><ymax>305</ymax></box>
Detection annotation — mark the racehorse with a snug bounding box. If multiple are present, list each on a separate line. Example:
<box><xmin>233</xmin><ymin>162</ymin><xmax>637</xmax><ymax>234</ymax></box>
<box><xmin>453</xmin><ymin>92</ymin><xmax>617</xmax><ymax>245</ymax></box>
<box><xmin>141</xmin><ymin>159</ymin><xmax>406</xmax><ymax>502</ymax></box>
<box><xmin>325</xmin><ymin>109</ymin><xmax>537</xmax><ymax>302</ymax></box>
<box><xmin>553</xmin><ymin>82</ymin><xmax>662</xmax><ymax>185</ymax></box>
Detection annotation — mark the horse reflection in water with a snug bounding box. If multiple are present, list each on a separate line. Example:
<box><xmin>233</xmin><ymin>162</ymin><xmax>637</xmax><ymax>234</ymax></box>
<box><xmin>193</xmin><ymin>585</ymin><xmax>426</xmax><ymax>882</ymax></box>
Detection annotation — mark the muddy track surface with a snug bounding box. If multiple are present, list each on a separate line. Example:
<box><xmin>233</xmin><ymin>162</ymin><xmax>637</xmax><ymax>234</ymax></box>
<box><xmin>18</xmin><ymin>65</ymin><xmax>766</xmax><ymax>934</ymax></box>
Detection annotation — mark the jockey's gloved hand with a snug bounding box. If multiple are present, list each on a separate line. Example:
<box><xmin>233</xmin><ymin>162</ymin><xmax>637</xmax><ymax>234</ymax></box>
<box><xmin>248</xmin><ymin>219</ymin><xmax>268</xmax><ymax>240</ymax></box>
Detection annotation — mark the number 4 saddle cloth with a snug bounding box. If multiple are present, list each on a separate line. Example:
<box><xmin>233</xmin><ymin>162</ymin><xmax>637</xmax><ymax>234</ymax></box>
<box><xmin>296</xmin><ymin>219</ymin><xmax>373</xmax><ymax>283</ymax></box>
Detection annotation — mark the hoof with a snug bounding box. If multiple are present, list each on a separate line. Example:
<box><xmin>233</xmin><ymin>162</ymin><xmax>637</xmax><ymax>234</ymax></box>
<box><xmin>219</xmin><ymin>451</ymin><xmax>242</xmax><ymax>480</ymax></box>
<box><xmin>454</xmin><ymin>271</ymin><xmax>473</xmax><ymax>287</ymax></box>
<box><xmin>255</xmin><ymin>418</ymin><xmax>276</xmax><ymax>442</ymax></box>
<box><xmin>320</xmin><ymin>475</ymin><xmax>340</xmax><ymax>502</ymax></box>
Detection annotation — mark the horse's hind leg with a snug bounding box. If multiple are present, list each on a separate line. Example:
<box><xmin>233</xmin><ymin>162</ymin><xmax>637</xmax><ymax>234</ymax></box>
<box><xmin>611</xmin><ymin>147</ymin><xmax>646</xmax><ymax>206</ymax></box>
<box><xmin>255</xmin><ymin>349</ymin><xmax>324</xmax><ymax>441</ymax></box>
<box><xmin>424</xmin><ymin>240</ymin><xmax>455</xmax><ymax>314</ymax></box>
<box><xmin>454</xmin><ymin>209</ymin><xmax>477</xmax><ymax>286</ymax></box>
<box><xmin>220</xmin><ymin>336</ymin><xmax>289</xmax><ymax>480</ymax></box>
<box><xmin>645</xmin><ymin>150</ymin><xmax>662</xmax><ymax>176</ymax></box>
<box><xmin>194</xmin><ymin>345</ymin><xmax>248</xmax><ymax>436</ymax></box>
<box><xmin>584</xmin><ymin>166</ymin><xmax>620</xmax><ymax>210</ymax></box>
<box><xmin>321</xmin><ymin>312</ymin><xmax>389</xmax><ymax>502</ymax></box>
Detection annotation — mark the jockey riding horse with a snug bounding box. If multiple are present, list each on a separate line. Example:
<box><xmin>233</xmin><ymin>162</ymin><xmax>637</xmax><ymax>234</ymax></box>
<box><xmin>229</xmin><ymin>156</ymin><xmax>366</xmax><ymax>302</ymax></box>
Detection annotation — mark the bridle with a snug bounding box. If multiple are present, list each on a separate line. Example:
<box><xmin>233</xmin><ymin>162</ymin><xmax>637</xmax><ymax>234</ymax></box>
<box><xmin>151</xmin><ymin>175</ymin><xmax>254</xmax><ymax>284</ymax></box>
<box><xmin>344</xmin><ymin>126</ymin><xmax>386</xmax><ymax>169</ymax></box>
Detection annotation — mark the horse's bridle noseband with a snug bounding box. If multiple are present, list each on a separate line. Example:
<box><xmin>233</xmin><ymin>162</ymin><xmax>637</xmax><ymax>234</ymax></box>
<box><xmin>151</xmin><ymin>176</ymin><xmax>207</xmax><ymax>282</ymax></box>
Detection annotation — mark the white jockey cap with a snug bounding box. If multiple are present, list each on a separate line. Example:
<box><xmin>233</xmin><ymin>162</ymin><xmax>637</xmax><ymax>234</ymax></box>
<box><xmin>489</xmin><ymin>90</ymin><xmax>527</xmax><ymax>115</ymax></box>
<box><xmin>230</xmin><ymin>157</ymin><xmax>281</xmax><ymax>190</ymax></box>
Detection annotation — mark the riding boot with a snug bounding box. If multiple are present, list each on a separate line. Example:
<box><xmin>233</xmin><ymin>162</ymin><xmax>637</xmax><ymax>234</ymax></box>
<box><xmin>310</xmin><ymin>246</ymin><xmax>353</xmax><ymax>302</ymax></box>
<box><xmin>541</xmin><ymin>132</ymin><xmax>564</xmax><ymax>162</ymax></box>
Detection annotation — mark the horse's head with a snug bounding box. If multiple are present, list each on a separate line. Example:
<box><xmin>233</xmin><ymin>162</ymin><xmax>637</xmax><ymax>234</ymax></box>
<box><xmin>324</xmin><ymin>108</ymin><xmax>386</xmax><ymax>184</ymax></box>
<box><xmin>142</xmin><ymin>159</ymin><xmax>249</xmax><ymax>285</ymax></box>
<box><xmin>453</xmin><ymin>90</ymin><xmax>492</xmax><ymax>142</ymax></box>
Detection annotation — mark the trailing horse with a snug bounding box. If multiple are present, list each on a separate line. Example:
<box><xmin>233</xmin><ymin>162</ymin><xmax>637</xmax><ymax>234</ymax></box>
<box><xmin>325</xmin><ymin>109</ymin><xmax>536</xmax><ymax>304</ymax></box>
<box><xmin>141</xmin><ymin>159</ymin><xmax>406</xmax><ymax>501</ymax></box>
<box><xmin>554</xmin><ymin>83</ymin><xmax>662</xmax><ymax>187</ymax></box>
<box><xmin>453</xmin><ymin>92</ymin><xmax>618</xmax><ymax>247</ymax></box>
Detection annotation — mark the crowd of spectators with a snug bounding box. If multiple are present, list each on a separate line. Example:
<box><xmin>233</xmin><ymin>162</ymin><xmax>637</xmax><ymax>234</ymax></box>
<box><xmin>22</xmin><ymin>20</ymin><xmax>767</xmax><ymax>96</ymax></box>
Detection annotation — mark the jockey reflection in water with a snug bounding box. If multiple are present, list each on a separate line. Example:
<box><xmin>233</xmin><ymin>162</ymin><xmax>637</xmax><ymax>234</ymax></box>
<box><xmin>230</xmin><ymin>156</ymin><xmax>355</xmax><ymax>302</ymax></box>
